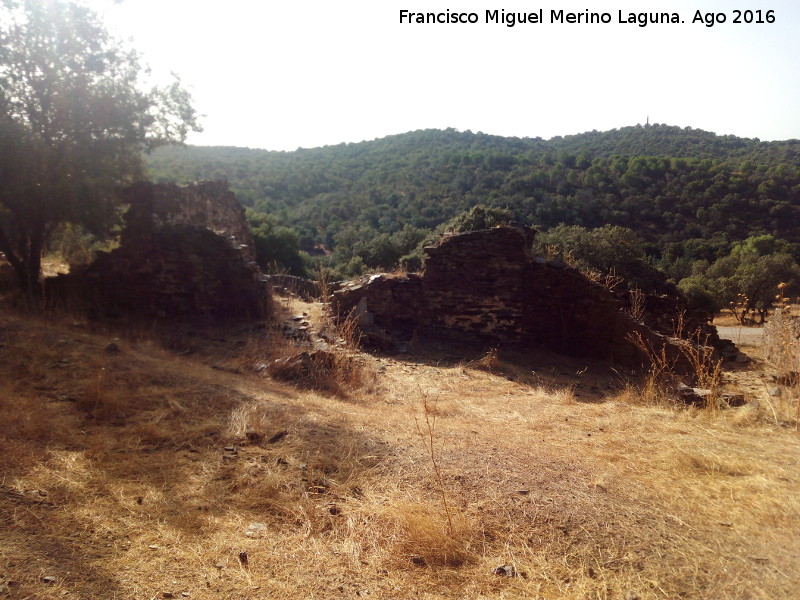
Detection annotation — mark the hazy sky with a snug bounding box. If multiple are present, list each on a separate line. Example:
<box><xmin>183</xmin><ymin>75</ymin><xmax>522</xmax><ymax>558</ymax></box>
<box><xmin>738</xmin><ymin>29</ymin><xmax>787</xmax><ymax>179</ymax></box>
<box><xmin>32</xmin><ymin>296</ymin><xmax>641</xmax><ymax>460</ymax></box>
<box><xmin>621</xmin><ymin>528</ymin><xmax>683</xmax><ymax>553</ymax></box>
<box><xmin>89</xmin><ymin>0</ymin><xmax>800</xmax><ymax>150</ymax></box>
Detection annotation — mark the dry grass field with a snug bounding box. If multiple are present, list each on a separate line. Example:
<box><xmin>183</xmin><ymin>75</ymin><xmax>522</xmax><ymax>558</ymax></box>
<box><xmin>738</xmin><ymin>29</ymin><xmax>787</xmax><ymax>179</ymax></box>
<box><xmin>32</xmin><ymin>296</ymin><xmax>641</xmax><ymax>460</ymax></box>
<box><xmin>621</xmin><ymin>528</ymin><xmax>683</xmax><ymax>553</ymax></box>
<box><xmin>1</xmin><ymin>301</ymin><xmax>799</xmax><ymax>600</ymax></box>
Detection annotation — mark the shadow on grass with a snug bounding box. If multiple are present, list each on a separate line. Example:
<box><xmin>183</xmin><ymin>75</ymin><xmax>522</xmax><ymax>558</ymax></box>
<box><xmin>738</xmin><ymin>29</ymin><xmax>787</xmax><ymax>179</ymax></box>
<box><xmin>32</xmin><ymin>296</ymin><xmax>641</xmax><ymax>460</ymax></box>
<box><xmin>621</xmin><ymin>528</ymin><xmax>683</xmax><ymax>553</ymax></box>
<box><xmin>0</xmin><ymin>311</ymin><xmax>391</xmax><ymax>598</ymax></box>
<box><xmin>370</xmin><ymin>337</ymin><xmax>625</xmax><ymax>403</ymax></box>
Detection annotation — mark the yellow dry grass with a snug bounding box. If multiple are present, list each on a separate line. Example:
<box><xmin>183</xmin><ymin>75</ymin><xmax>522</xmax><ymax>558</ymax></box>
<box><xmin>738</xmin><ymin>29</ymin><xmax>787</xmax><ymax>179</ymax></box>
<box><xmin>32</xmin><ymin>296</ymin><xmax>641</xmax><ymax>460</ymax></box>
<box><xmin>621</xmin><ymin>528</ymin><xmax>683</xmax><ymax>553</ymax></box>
<box><xmin>1</xmin><ymin>306</ymin><xmax>799</xmax><ymax>600</ymax></box>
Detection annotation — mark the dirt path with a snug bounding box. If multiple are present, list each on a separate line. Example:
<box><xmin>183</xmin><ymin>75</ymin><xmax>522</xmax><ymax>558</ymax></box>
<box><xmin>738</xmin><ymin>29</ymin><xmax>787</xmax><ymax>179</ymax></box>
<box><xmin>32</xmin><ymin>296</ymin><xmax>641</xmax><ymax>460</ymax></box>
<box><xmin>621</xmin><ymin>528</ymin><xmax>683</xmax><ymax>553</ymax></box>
<box><xmin>716</xmin><ymin>325</ymin><xmax>764</xmax><ymax>347</ymax></box>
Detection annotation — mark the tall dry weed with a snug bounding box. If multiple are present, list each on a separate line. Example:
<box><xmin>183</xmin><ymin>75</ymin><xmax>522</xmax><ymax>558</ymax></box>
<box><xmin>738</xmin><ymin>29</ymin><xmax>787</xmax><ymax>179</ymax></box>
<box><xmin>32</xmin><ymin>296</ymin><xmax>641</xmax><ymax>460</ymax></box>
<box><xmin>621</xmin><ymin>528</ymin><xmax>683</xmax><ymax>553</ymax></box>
<box><xmin>627</xmin><ymin>314</ymin><xmax>722</xmax><ymax>411</ymax></box>
<box><xmin>584</xmin><ymin>268</ymin><xmax>624</xmax><ymax>292</ymax></box>
<box><xmin>413</xmin><ymin>390</ymin><xmax>454</xmax><ymax>535</ymax></box>
<box><xmin>764</xmin><ymin>304</ymin><xmax>800</xmax><ymax>425</ymax></box>
<box><xmin>627</xmin><ymin>288</ymin><xmax>646</xmax><ymax>322</ymax></box>
<box><xmin>376</xmin><ymin>499</ymin><xmax>476</xmax><ymax>567</ymax></box>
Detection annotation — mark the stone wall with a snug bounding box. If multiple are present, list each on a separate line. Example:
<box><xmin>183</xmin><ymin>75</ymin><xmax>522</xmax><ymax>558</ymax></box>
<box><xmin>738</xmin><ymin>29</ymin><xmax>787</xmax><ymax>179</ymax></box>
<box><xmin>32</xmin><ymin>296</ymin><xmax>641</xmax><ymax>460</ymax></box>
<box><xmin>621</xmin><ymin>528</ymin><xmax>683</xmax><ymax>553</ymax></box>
<box><xmin>121</xmin><ymin>180</ymin><xmax>255</xmax><ymax>261</ymax></box>
<box><xmin>422</xmin><ymin>227</ymin><xmax>533</xmax><ymax>343</ymax></box>
<box><xmin>332</xmin><ymin>226</ymin><xmax>708</xmax><ymax>371</ymax></box>
<box><xmin>265</xmin><ymin>274</ymin><xmax>323</xmax><ymax>301</ymax></box>
<box><xmin>48</xmin><ymin>181</ymin><xmax>269</xmax><ymax>321</ymax></box>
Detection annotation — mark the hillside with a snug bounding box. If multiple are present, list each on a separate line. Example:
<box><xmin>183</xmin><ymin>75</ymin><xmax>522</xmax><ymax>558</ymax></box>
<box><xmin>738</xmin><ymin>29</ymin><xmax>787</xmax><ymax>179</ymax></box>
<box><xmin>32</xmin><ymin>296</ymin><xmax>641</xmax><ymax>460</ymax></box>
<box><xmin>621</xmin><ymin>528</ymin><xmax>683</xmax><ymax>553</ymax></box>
<box><xmin>2</xmin><ymin>299</ymin><xmax>799</xmax><ymax>599</ymax></box>
<box><xmin>146</xmin><ymin>125</ymin><xmax>800</xmax><ymax>260</ymax></box>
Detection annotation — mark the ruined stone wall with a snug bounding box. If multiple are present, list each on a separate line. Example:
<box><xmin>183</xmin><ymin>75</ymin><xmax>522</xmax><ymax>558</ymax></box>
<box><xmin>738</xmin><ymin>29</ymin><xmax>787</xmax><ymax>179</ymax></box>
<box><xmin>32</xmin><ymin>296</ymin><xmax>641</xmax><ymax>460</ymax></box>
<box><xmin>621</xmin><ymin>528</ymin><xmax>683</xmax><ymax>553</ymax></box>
<box><xmin>332</xmin><ymin>226</ymin><xmax>699</xmax><ymax>371</ymax></box>
<box><xmin>422</xmin><ymin>227</ymin><xmax>532</xmax><ymax>343</ymax></box>
<box><xmin>335</xmin><ymin>274</ymin><xmax>424</xmax><ymax>334</ymax></box>
<box><xmin>122</xmin><ymin>180</ymin><xmax>255</xmax><ymax>261</ymax></box>
<box><xmin>521</xmin><ymin>260</ymin><xmax>626</xmax><ymax>358</ymax></box>
<box><xmin>48</xmin><ymin>181</ymin><xmax>268</xmax><ymax>321</ymax></box>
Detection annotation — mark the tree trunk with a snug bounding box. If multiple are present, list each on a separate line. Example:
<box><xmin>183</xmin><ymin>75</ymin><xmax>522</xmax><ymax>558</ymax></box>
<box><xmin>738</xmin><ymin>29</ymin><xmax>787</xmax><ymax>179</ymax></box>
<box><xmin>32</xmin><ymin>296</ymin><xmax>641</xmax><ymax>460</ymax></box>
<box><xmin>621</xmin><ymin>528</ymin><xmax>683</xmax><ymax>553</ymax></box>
<box><xmin>0</xmin><ymin>224</ymin><xmax>43</xmax><ymax>296</ymax></box>
<box><xmin>24</xmin><ymin>222</ymin><xmax>45</xmax><ymax>296</ymax></box>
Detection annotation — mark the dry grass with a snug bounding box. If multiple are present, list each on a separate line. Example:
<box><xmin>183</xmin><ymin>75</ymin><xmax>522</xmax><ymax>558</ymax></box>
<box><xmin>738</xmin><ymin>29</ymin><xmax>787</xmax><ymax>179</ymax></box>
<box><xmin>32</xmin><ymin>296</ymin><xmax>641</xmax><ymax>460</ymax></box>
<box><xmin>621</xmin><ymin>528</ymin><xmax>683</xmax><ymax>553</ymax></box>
<box><xmin>1</xmin><ymin>306</ymin><xmax>799</xmax><ymax>599</ymax></box>
<box><xmin>763</xmin><ymin>307</ymin><xmax>800</xmax><ymax>425</ymax></box>
<box><xmin>466</xmin><ymin>347</ymin><xmax>501</xmax><ymax>372</ymax></box>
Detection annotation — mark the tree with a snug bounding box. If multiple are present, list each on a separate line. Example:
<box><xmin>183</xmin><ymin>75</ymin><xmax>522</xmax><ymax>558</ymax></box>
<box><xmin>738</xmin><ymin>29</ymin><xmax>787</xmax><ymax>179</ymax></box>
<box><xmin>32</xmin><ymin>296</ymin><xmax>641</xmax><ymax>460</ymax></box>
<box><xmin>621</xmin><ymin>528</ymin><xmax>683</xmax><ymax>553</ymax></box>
<box><xmin>0</xmin><ymin>0</ymin><xmax>201</xmax><ymax>293</ymax></box>
<box><xmin>678</xmin><ymin>235</ymin><xmax>800</xmax><ymax>322</ymax></box>
<box><xmin>247</xmin><ymin>210</ymin><xmax>308</xmax><ymax>276</ymax></box>
<box><xmin>536</xmin><ymin>224</ymin><xmax>671</xmax><ymax>293</ymax></box>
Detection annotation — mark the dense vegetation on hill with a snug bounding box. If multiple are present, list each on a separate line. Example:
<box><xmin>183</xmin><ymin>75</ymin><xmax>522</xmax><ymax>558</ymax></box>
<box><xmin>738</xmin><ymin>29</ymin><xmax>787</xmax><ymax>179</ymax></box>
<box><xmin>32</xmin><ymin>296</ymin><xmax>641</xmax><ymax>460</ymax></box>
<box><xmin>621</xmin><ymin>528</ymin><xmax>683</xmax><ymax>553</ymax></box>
<box><xmin>144</xmin><ymin>124</ymin><xmax>800</xmax><ymax>313</ymax></box>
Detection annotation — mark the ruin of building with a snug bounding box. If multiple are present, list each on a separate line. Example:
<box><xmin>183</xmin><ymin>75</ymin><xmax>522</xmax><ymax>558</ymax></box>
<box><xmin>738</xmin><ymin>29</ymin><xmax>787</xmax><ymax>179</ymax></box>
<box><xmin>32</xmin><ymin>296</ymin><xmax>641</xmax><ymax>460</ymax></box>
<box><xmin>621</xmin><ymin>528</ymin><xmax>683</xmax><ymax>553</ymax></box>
<box><xmin>332</xmin><ymin>226</ymin><xmax>713</xmax><ymax>371</ymax></box>
<box><xmin>48</xmin><ymin>181</ymin><xmax>269</xmax><ymax>320</ymax></box>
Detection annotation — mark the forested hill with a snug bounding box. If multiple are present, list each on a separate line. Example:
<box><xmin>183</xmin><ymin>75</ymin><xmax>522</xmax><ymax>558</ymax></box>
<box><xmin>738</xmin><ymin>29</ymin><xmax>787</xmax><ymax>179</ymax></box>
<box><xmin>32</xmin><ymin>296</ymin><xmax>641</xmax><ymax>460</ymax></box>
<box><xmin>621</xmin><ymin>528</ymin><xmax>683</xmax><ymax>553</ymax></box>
<box><xmin>144</xmin><ymin>124</ymin><xmax>800</xmax><ymax>281</ymax></box>
<box><xmin>548</xmin><ymin>126</ymin><xmax>800</xmax><ymax>164</ymax></box>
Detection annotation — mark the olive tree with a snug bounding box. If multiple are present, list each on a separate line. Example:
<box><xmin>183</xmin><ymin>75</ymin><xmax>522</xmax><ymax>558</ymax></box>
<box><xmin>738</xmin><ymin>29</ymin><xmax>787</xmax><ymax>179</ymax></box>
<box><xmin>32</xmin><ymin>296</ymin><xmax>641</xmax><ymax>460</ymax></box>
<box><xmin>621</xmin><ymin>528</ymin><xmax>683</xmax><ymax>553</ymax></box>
<box><xmin>0</xmin><ymin>0</ymin><xmax>201</xmax><ymax>293</ymax></box>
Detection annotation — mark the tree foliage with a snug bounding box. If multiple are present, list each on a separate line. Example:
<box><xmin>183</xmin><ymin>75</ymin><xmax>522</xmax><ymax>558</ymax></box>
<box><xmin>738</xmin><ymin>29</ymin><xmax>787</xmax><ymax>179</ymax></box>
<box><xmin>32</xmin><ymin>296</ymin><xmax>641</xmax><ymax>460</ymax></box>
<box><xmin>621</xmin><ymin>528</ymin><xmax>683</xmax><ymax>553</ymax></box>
<box><xmin>0</xmin><ymin>0</ymin><xmax>200</xmax><ymax>292</ymax></box>
<box><xmin>145</xmin><ymin>125</ymin><xmax>800</xmax><ymax>302</ymax></box>
<box><xmin>442</xmin><ymin>205</ymin><xmax>513</xmax><ymax>233</ymax></box>
<box><xmin>247</xmin><ymin>210</ymin><xmax>307</xmax><ymax>277</ymax></box>
<box><xmin>678</xmin><ymin>235</ymin><xmax>800</xmax><ymax>322</ymax></box>
<box><xmin>146</xmin><ymin>126</ymin><xmax>800</xmax><ymax>269</ymax></box>
<box><xmin>536</xmin><ymin>224</ymin><xmax>671</xmax><ymax>293</ymax></box>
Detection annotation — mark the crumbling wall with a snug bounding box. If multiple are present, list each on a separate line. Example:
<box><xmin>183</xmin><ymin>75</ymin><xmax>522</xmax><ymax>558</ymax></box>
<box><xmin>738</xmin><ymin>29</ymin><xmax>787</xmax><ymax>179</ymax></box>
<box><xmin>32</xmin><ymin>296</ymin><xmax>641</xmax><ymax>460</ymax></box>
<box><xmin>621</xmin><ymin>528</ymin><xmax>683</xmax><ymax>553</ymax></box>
<box><xmin>265</xmin><ymin>274</ymin><xmax>323</xmax><ymax>301</ymax></box>
<box><xmin>122</xmin><ymin>180</ymin><xmax>255</xmax><ymax>261</ymax></box>
<box><xmin>48</xmin><ymin>181</ymin><xmax>268</xmax><ymax>320</ymax></box>
<box><xmin>521</xmin><ymin>260</ymin><xmax>629</xmax><ymax>358</ymax></box>
<box><xmin>422</xmin><ymin>227</ymin><xmax>532</xmax><ymax>343</ymax></box>
<box><xmin>332</xmin><ymin>226</ymin><xmax>704</xmax><ymax>370</ymax></box>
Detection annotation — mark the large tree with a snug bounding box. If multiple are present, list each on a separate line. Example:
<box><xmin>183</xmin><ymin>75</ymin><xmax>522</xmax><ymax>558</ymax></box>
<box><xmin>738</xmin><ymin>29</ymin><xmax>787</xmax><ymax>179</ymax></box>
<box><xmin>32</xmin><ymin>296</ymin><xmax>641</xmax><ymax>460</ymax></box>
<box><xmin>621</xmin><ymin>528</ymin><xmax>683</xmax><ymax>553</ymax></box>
<box><xmin>678</xmin><ymin>235</ymin><xmax>800</xmax><ymax>322</ymax></box>
<box><xmin>0</xmin><ymin>0</ymin><xmax>201</xmax><ymax>293</ymax></box>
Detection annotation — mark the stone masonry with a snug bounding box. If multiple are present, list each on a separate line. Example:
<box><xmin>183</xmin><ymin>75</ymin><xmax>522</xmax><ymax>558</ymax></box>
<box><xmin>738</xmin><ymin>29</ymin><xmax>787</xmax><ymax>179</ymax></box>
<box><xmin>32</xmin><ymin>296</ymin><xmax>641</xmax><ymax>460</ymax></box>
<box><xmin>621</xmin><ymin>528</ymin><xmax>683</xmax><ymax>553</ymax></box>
<box><xmin>121</xmin><ymin>180</ymin><xmax>256</xmax><ymax>262</ymax></box>
<box><xmin>332</xmin><ymin>226</ymin><xmax>707</xmax><ymax>371</ymax></box>
<box><xmin>48</xmin><ymin>181</ymin><xmax>269</xmax><ymax>321</ymax></box>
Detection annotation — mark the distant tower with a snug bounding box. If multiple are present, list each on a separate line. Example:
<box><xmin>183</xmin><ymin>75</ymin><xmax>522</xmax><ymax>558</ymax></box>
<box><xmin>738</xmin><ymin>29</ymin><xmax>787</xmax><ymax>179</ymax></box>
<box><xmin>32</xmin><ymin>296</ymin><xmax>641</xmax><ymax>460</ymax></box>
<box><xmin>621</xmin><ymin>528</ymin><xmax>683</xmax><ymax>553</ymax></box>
<box><xmin>646</xmin><ymin>115</ymin><xmax>650</xmax><ymax>125</ymax></box>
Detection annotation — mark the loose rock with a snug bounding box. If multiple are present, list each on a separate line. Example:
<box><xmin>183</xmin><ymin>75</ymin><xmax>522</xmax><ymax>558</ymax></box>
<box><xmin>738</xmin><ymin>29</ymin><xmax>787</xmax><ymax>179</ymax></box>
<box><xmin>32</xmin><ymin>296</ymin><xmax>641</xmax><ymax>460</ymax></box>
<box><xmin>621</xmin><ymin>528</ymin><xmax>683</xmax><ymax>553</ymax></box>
<box><xmin>675</xmin><ymin>383</ymin><xmax>712</xmax><ymax>406</ymax></box>
<box><xmin>492</xmin><ymin>564</ymin><xmax>518</xmax><ymax>577</ymax></box>
<box><xmin>267</xmin><ymin>430</ymin><xmax>288</xmax><ymax>444</ymax></box>
<box><xmin>244</xmin><ymin>522</ymin><xmax>267</xmax><ymax>538</ymax></box>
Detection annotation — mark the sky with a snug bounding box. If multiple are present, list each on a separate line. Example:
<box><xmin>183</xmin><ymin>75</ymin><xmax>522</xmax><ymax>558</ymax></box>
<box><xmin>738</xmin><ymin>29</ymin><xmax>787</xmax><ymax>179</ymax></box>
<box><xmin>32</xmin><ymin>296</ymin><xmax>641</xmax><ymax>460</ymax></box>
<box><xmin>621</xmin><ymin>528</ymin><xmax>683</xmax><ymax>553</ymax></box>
<box><xmin>88</xmin><ymin>0</ymin><xmax>800</xmax><ymax>151</ymax></box>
